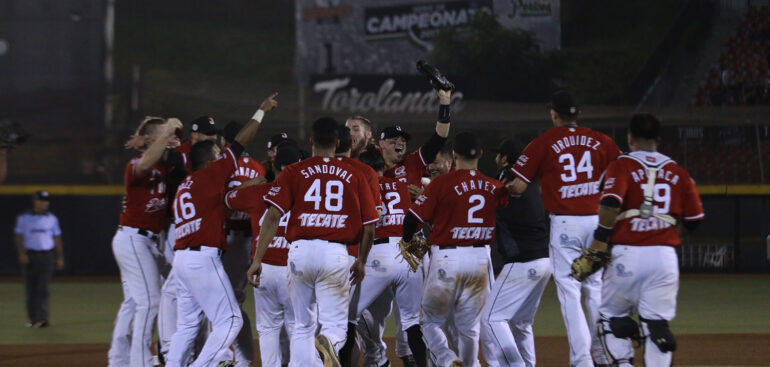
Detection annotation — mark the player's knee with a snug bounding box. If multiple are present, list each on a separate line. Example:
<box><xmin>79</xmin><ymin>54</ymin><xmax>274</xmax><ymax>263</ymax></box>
<box><xmin>641</xmin><ymin>318</ymin><xmax>676</xmax><ymax>353</ymax></box>
<box><xmin>608</xmin><ymin>316</ymin><xmax>640</xmax><ymax>339</ymax></box>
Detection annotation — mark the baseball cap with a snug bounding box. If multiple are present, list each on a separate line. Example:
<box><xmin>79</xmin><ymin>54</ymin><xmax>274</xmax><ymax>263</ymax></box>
<box><xmin>274</xmin><ymin>142</ymin><xmax>302</xmax><ymax>170</ymax></box>
<box><xmin>548</xmin><ymin>90</ymin><xmax>580</xmax><ymax>116</ymax></box>
<box><xmin>222</xmin><ymin>121</ymin><xmax>242</xmax><ymax>144</ymax></box>
<box><xmin>491</xmin><ymin>138</ymin><xmax>524</xmax><ymax>159</ymax></box>
<box><xmin>379</xmin><ymin>125</ymin><xmax>411</xmax><ymax>141</ymax></box>
<box><xmin>452</xmin><ymin>132</ymin><xmax>482</xmax><ymax>159</ymax></box>
<box><xmin>190</xmin><ymin>116</ymin><xmax>218</xmax><ymax>135</ymax></box>
<box><xmin>33</xmin><ymin>191</ymin><xmax>50</xmax><ymax>201</ymax></box>
<box><xmin>267</xmin><ymin>132</ymin><xmax>291</xmax><ymax>150</ymax></box>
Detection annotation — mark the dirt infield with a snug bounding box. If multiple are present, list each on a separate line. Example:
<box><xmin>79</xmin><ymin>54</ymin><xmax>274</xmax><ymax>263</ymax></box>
<box><xmin>1</xmin><ymin>334</ymin><xmax>768</xmax><ymax>366</ymax></box>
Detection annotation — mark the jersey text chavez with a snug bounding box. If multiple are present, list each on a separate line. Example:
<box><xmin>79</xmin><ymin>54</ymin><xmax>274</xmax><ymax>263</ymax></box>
<box><xmin>299</xmin><ymin>163</ymin><xmax>353</xmax><ymax>183</ymax></box>
<box><xmin>550</xmin><ymin>135</ymin><xmax>602</xmax><ymax>154</ymax></box>
<box><xmin>453</xmin><ymin>178</ymin><xmax>498</xmax><ymax>196</ymax></box>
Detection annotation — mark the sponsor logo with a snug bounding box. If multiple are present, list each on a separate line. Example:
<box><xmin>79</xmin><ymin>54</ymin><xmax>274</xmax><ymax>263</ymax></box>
<box><xmin>145</xmin><ymin>197</ymin><xmax>167</xmax><ymax>213</ymax></box>
<box><xmin>527</xmin><ymin>268</ymin><xmax>540</xmax><ymax>281</ymax></box>
<box><xmin>559</xmin><ymin>233</ymin><xmax>580</xmax><ymax>248</ymax></box>
<box><xmin>368</xmin><ymin>259</ymin><xmax>387</xmax><ymax>273</ymax></box>
<box><xmin>437</xmin><ymin>268</ymin><xmax>455</xmax><ymax>283</ymax></box>
<box><xmin>615</xmin><ymin>263</ymin><xmax>633</xmax><ymax>277</ymax></box>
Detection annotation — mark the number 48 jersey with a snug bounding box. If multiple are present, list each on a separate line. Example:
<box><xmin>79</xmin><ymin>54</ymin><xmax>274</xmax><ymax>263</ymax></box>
<box><xmin>410</xmin><ymin>169</ymin><xmax>508</xmax><ymax>247</ymax></box>
<box><xmin>511</xmin><ymin>126</ymin><xmax>622</xmax><ymax>215</ymax></box>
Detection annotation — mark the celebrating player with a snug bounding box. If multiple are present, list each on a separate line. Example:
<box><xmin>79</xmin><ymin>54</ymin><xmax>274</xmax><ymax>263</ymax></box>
<box><xmin>505</xmin><ymin>90</ymin><xmax>621</xmax><ymax>367</ymax></box>
<box><xmin>345</xmin><ymin>115</ymin><xmax>374</xmax><ymax>158</ymax></box>
<box><xmin>225</xmin><ymin>142</ymin><xmax>303</xmax><ymax>367</ymax></box>
<box><xmin>247</xmin><ymin>117</ymin><xmax>379</xmax><ymax>367</ymax></box>
<box><xmin>109</xmin><ymin>117</ymin><xmax>184</xmax><ymax>367</ymax></box>
<box><xmin>402</xmin><ymin>131</ymin><xmax>508</xmax><ymax>367</ymax></box>
<box><xmin>174</xmin><ymin>116</ymin><xmax>220</xmax><ymax>170</ymax></box>
<box><xmin>164</xmin><ymin>93</ymin><xmax>278</xmax><ymax>367</ymax></box>
<box><xmin>481</xmin><ymin>138</ymin><xmax>552</xmax><ymax>367</ymax></box>
<box><xmin>570</xmin><ymin>114</ymin><xmax>704</xmax><ymax>367</ymax></box>
<box><xmin>264</xmin><ymin>132</ymin><xmax>293</xmax><ymax>181</ymax></box>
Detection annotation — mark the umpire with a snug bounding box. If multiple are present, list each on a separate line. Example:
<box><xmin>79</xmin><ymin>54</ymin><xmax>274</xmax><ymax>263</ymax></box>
<box><xmin>13</xmin><ymin>191</ymin><xmax>65</xmax><ymax>328</ymax></box>
<box><xmin>480</xmin><ymin>139</ymin><xmax>553</xmax><ymax>367</ymax></box>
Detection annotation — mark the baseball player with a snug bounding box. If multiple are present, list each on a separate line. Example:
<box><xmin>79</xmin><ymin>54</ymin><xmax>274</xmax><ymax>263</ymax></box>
<box><xmin>247</xmin><ymin>117</ymin><xmax>379</xmax><ymax>367</ymax></box>
<box><xmin>570</xmin><ymin>114</ymin><xmax>704</xmax><ymax>367</ymax></box>
<box><xmin>403</xmin><ymin>131</ymin><xmax>508</xmax><ymax>367</ymax></box>
<box><xmin>108</xmin><ymin>117</ymin><xmax>184</xmax><ymax>367</ymax></box>
<box><xmin>264</xmin><ymin>132</ymin><xmax>293</xmax><ymax>182</ymax></box>
<box><xmin>225</xmin><ymin>142</ymin><xmax>303</xmax><ymax>366</ymax></box>
<box><xmin>345</xmin><ymin>115</ymin><xmax>374</xmax><ymax>158</ymax></box>
<box><xmin>165</xmin><ymin>93</ymin><xmax>278</xmax><ymax>367</ymax></box>
<box><xmin>480</xmin><ymin>138</ymin><xmax>552</xmax><ymax>367</ymax></box>
<box><xmin>174</xmin><ymin>116</ymin><xmax>220</xmax><ymax>171</ymax></box>
<box><xmin>505</xmin><ymin>90</ymin><xmax>621</xmax><ymax>367</ymax></box>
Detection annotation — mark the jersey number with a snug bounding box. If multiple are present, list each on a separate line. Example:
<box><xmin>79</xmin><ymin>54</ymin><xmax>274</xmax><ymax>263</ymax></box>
<box><xmin>304</xmin><ymin>179</ymin><xmax>344</xmax><ymax>212</ymax></box>
<box><xmin>559</xmin><ymin>151</ymin><xmax>593</xmax><ymax>182</ymax></box>
<box><xmin>381</xmin><ymin>192</ymin><xmax>403</xmax><ymax>215</ymax></box>
<box><xmin>467</xmin><ymin>195</ymin><xmax>485</xmax><ymax>224</ymax></box>
<box><xmin>642</xmin><ymin>183</ymin><xmax>671</xmax><ymax>214</ymax></box>
<box><xmin>174</xmin><ymin>192</ymin><xmax>196</xmax><ymax>223</ymax></box>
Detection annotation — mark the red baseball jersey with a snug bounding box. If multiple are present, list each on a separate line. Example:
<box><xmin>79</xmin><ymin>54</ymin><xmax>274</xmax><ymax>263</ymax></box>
<box><xmin>173</xmin><ymin>147</ymin><xmax>239</xmax><ymax>250</ymax></box>
<box><xmin>225</xmin><ymin>184</ymin><xmax>290</xmax><ymax>266</ymax></box>
<box><xmin>376</xmin><ymin>176</ymin><xmax>410</xmax><ymax>238</ymax></box>
<box><xmin>602</xmin><ymin>151</ymin><xmax>704</xmax><ymax>247</ymax></box>
<box><xmin>511</xmin><ymin>126</ymin><xmax>621</xmax><ymax>215</ymax></box>
<box><xmin>384</xmin><ymin>149</ymin><xmax>428</xmax><ymax>188</ymax></box>
<box><xmin>341</xmin><ymin>157</ymin><xmax>383</xmax><ymax>211</ymax></box>
<box><xmin>174</xmin><ymin>140</ymin><xmax>193</xmax><ymax>172</ymax></box>
<box><xmin>119</xmin><ymin>157</ymin><xmax>170</xmax><ymax>233</ymax></box>
<box><xmin>265</xmin><ymin>156</ymin><xmax>380</xmax><ymax>245</ymax></box>
<box><xmin>410</xmin><ymin>169</ymin><xmax>508</xmax><ymax>247</ymax></box>
<box><xmin>226</xmin><ymin>155</ymin><xmax>268</xmax><ymax>231</ymax></box>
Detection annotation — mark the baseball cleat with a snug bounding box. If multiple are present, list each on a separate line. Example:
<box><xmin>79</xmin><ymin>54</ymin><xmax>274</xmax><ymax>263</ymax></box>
<box><xmin>400</xmin><ymin>355</ymin><xmax>417</xmax><ymax>367</ymax></box>
<box><xmin>449</xmin><ymin>359</ymin><xmax>463</xmax><ymax>367</ymax></box>
<box><xmin>315</xmin><ymin>334</ymin><xmax>341</xmax><ymax>367</ymax></box>
<box><xmin>215</xmin><ymin>361</ymin><xmax>235</xmax><ymax>367</ymax></box>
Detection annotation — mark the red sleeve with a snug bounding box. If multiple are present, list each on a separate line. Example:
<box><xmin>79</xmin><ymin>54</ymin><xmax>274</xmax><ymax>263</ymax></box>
<box><xmin>412</xmin><ymin>148</ymin><xmax>428</xmax><ymax>167</ymax></box>
<box><xmin>409</xmin><ymin>177</ymin><xmax>442</xmax><ymax>223</ymax></box>
<box><xmin>604</xmin><ymin>135</ymin><xmax>623</xmax><ymax>162</ymax></box>
<box><xmin>264</xmin><ymin>166</ymin><xmax>294</xmax><ymax>215</ymax></box>
<box><xmin>497</xmin><ymin>184</ymin><xmax>509</xmax><ymax>208</ymax></box>
<box><xmin>681</xmin><ymin>172</ymin><xmax>705</xmax><ymax>221</ymax></box>
<box><xmin>600</xmin><ymin>160</ymin><xmax>628</xmax><ymax>205</ymax></box>
<box><xmin>510</xmin><ymin>138</ymin><xmax>545</xmax><ymax>183</ymax></box>
<box><xmin>367</xmin><ymin>170</ymin><xmax>383</xmax><ymax>211</ymax></box>
<box><xmin>225</xmin><ymin>185</ymin><xmax>262</xmax><ymax>212</ymax></box>
<box><xmin>357</xmin><ymin>175</ymin><xmax>380</xmax><ymax>225</ymax></box>
<box><xmin>205</xmin><ymin>147</ymin><xmax>240</xmax><ymax>187</ymax></box>
<box><xmin>254</xmin><ymin>160</ymin><xmax>268</xmax><ymax>177</ymax></box>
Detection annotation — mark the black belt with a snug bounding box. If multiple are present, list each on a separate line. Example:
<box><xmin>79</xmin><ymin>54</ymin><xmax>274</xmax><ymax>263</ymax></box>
<box><xmin>226</xmin><ymin>229</ymin><xmax>252</xmax><ymax>236</ymax></box>
<box><xmin>26</xmin><ymin>249</ymin><xmax>54</xmax><ymax>254</ymax></box>
<box><xmin>118</xmin><ymin>226</ymin><xmax>159</xmax><ymax>241</ymax></box>
<box><xmin>373</xmin><ymin>238</ymin><xmax>390</xmax><ymax>245</ymax></box>
<box><xmin>185</xmin><ymin>246</ymin><xmax>224</xmax><ymax>256</ymax></box>
<box><xmin>440</xmin><ymin>243</ymin><xmax>487</xmax><ymax>249</ymax></box>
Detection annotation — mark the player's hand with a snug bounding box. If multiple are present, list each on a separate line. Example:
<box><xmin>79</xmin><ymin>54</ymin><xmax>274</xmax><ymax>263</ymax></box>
<box><xmin>408</xmin><ymin>184</ymin><xmax>424</xmax><ymax>201</ymax></box>
<box><xmin>165</xmin><ymin>118</ymin><xmax>183</xmax><ymax>136</ymax></box>
<box><xmin>18</xmin><ymin>253</ymin><xmax>29</xmax><ymax>265</ymax></box>
<box><xmin>124</xmin><ymin>134</ymin><xmax>148</xmax><ymax>150</ymax></box>
<box><xmin>260</xmin><ymin>92</ymin><xmax>279</xmax><ymax>112</ymax></box>
<box><xmin>56</xmin><ymin>258</ymin><xmax>65</xmax><ymax>270</ymax></box>
<box><xmin>239</xmin><ymin>176</ymin><xmax>268</xmax><ymax>189</ymax></box>
<box><xmin>349</xmin><ymin>259</ymin><xmax>365</xmax><ymax>285</ymax></box>
<box><xmin>437</xmin><ymin>89</ymin><xmax>451</xmax><ymax>105</ymax></box>
<box><xmin>247</xmin><ymin>261</ymin><xmax>263</xmax><ymax>287</ymax></box>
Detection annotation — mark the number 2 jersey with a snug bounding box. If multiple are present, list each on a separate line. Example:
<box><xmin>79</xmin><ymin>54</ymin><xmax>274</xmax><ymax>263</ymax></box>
<box><xmin>601</xmin><ymin>151</ymin><xmax>704</xmax><ymax>247</ymax></box>
<box><xmin>265</xmin><ymin>156</ymin><xmax>380</xmax><ymax>245</ymax></box>
<box><xmin>410</xmin><ymin>169</ymin><xmax>508</xmax><ymax>246</ymax></box>
<box><xmin>376</xmin><ymin>176</ymin><xmax>411</xmax><ymax>238</ymax></box>
<box><xmin>511</xmin><ymin>126</ymin><xmax>621</xmax><ymax>215</ymax></box>
<box><xmin>225</xmin><ymin>183</ymin><xmax>290</xmax><ymax>266</ymax></box>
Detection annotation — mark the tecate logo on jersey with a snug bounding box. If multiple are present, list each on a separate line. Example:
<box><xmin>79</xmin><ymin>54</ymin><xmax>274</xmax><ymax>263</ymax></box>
<box><xmin>558</xmin><ymin>181</ymin><xmax>600</xmax><ymax>199</ymax></box>
<box><xmin>629</xmin><ymin>217</ymin><xmax>673</xmax><ymax>232</ymax></box>
<box><xmin>175</xmin><ymin>218</ymin><xmax>202</xmax><ymax>239</ymax></box>
<box><xmin>378</xmin><ymin>213</ymin><xmax>404</xmax><ymax>227</ymax></box>
<box><xmin>269</xmin><ymin>236</ymin><xmax>290</xmax><ymax>249</ymax></box>
<box><xmin>450</xmin><ymin>226</ymin><xmax>494</xmax><ymax>240</ymax></box>
<box><xmin>297</xmin><ymin>213</ymin><xmax>349</xmax><ymax>228</ymax></box>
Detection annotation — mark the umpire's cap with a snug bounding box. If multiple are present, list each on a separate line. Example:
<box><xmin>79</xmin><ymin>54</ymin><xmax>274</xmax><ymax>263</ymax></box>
<box><xmin>190</xmin><ymin>116</ymin><xmax>218</xmax><ymax>135</ymax></box>
<box><xmin>491</xmin><ymin>138</ymin><xmax>524</xmax><ymax>159</ymax></box>
<box><xmin>379</xmin><ymin>125</ymin><xmax>411</xmax><ymax>141</ymax></box>
<box><xmin>453</xmin><ymin>131</ymin><xmax>482</xmax><ymax>159</ymax></box>
<box><xmin>549</xmin><ymin>90</ymin><xmax>579</xmax><ymax>116</ymax></box>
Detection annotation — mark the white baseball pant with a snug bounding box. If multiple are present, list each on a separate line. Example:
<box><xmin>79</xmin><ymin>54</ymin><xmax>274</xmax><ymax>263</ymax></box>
<box><xmin>166</xmin><ymin>247</ymin><xmax>243</xmax><ymax>367</ymax></box>
<box><xmin>359</xmin><ymin>298</ymin><xmax>413</xmax><ymax>367</ymax></box>
<box><xmin>599</xmin><ymin>245</ymin><xmax>678</xmax><ymax>367</ymax></box>
<box><xmin>549</xmin><ymin>214</ymin><xmax>607</xmax><ymax>367</ymax></box>
<box><xmin>481</xmin><ymin>258</ymin><xmax>552</xmax><ymax>367</ymax></box>
<box><xmin>422</xmin><ymin>245</ymin><xmax>490</xmax><ymax>367</ymax></box>
<box><xmin>254</xmin><ymin>263</ymin><xmax>295</xmax><ymax>367</ymax></box>
<box><xmin>221</xmin><ymin>231</ymin><xmax>255</xmax><ymax>367</ymax></box>
<box><xmin>108</xmin><ymin>227</ymin><xmax>163</xmax><ymax>367</ymax></box>
<box><xmin>287</xmin><ymin>240</ymin><xmax>352</xmax><ymax>367</ymax></box>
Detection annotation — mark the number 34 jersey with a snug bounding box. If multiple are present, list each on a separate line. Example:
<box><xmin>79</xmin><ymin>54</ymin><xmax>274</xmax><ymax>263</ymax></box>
<box><xmin>602</xmin><ymin>151</ymin><xmax>704</xmax><ymax>247</ymax></box>
<box><xmin>265</xmin><ymin>156</ymin><xmax>380</xmax><ymax>245</ymax></box>
<box><xmin>511</xmin><ymin>126</ymin><xmax>622</xmax><ymax>215</ymax></box>
<box><xmin>410</xmin><ymin>169</ymin><xmax>508</xmax><ymax>247</ymax></box>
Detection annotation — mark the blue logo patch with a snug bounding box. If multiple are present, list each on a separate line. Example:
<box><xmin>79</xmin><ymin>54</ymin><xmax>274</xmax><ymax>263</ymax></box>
<box><xmin>615</xmin><ymin>263</ymin><xmax>633</xmax><ymax>277</ymax></box>
<box><xmin>437</xmin><ymin>268</ymin><xmax>455</xmax><ymax>283</ymax></box>
<box><xmin>559</xmin><ymin>233</ymin><xmax>580</xmax><ymax>248</ymax></box>
<box><xmin>368</xmin><ymin>259</ymin><xmax>387</xmax><ymax>273</ymax></box>
<box><xmin>527</xmin><ymin>268</ymin><xmax>540</xmax><ymax>281</ymax></box>
<box><xmin>289</xmin><ymin>262</ymin><xmax>303</xmax><ymax>276</ymax></box>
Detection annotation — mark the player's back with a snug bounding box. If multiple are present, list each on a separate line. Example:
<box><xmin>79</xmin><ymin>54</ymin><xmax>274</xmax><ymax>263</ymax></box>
<box><xmin>225</xmin><ymin>183</ymin><xmax>290</xmax><ymax>265</ymax></box>
<box><xmin>376</xmin><ymin>176</ymin><xmax>410</xmax><ymax>238</ymax></box>
<box><xmin>265</xmin><ymin>156</ymin><xmax>379</xmax><ymax>245</ymax></box>
<box><xmin>512</xmin><ymin>126</ymin><xmax>621</xmax><ymax>215</ymax></box>
<box><xmin>413</xmin><ymin>169</ymin><xmax>507</xmax><ymax>246</ymax></box>
<box><xmin>603</xmin><ymin>151</ymin><xmax>704</xmax><ymax>247</ymax></box>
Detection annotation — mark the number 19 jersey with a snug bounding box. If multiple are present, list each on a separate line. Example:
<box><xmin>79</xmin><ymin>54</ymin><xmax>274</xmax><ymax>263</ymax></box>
<box><xmin>511</xmin><ymin>126</ymin><xmax>621</xmax><ymax>215</ymax></box>
<box><xmin>265</xmin><ymin>156</ymin><xmax>380</xmax><ymax>245</ymax></box>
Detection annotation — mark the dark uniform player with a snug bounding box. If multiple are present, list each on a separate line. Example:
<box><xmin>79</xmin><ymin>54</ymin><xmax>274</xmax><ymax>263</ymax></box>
<box><xmin>571</xmin><ymin>114</ymin><xmax>704</xmax><ymax>367</ymax></box>
<box><xmin>248</xmin><ymin>117</ymin><xmax>379</xmax><ymax>367</ymax></box>
<box><xmin>402</xmin><ymin>132</ymin><xmax>508</xmax><ymax>367</ymax></box>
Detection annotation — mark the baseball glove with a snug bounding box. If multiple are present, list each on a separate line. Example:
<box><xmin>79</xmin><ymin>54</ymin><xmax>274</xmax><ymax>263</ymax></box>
<box><xmin>570</xmin><ymin>248</ymin><xmax>611</xmax><ymax>281</ymax></box>
<box><xmin>397</xmin><ymin>236</ymin><xmax>429</xmax><ymax>272</ymax></box>
<box><xmin>0</xmin><ymin>120</ymin><xmax>30</xmax><ymax>149</ymax></box>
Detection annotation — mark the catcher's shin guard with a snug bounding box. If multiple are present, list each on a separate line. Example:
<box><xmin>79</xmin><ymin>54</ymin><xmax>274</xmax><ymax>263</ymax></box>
<box><xmin>597</xmin><ymin>316</ymin><xmax>636</xmax><ymax>367</ymax></box>
<box><xmin>639</xmin><ymin>318</ymin><xmax>675</xmax><ymax>367</ymax></box>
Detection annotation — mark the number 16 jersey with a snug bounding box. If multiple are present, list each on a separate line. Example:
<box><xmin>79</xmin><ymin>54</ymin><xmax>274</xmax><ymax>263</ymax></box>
<box><xmin>511</xmin><ymin>126</ymin><xmax>621</xmax><ymax>215</ymax></box>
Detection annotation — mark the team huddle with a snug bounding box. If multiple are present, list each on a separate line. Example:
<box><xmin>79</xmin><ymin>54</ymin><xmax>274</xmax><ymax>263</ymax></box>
<box><xmin>107</xmin><ymin>88</ymin><xmax>704</xmax><ymax>367</ymax></box>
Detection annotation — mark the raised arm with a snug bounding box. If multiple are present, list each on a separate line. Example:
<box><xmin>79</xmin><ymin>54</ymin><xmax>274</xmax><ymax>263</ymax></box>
<box><xmin>234</xmin><ymin>93</ymin><xmax>279</xmax><ymax>148</ymax></box>
<box><xmin>135</xmin><ymin>119</ymin><xmax>183</xmax><ymax>177</ymax></box>
<box><xmin>419</xmin><ymin>90</ymin><xmax>452</xmax><ymax>165</ymax></box>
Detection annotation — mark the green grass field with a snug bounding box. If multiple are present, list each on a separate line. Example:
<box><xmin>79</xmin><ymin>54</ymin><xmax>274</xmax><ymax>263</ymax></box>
<box><xmin>1</xmin><ymin>275</ymin><xmax>768</xmax><ymax>345</ymax></box>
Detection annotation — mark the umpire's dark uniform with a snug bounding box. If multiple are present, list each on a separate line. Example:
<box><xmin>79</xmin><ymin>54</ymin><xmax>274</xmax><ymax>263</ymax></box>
<box><xmin>481</xmin><ymin>141</ymin><xmax>553</xmax><ymax>366</ymax></box>
<box><xmin>14</xmin><ymin>191</ymin><xmax>63</xmax><ymax>328</ymax></box>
